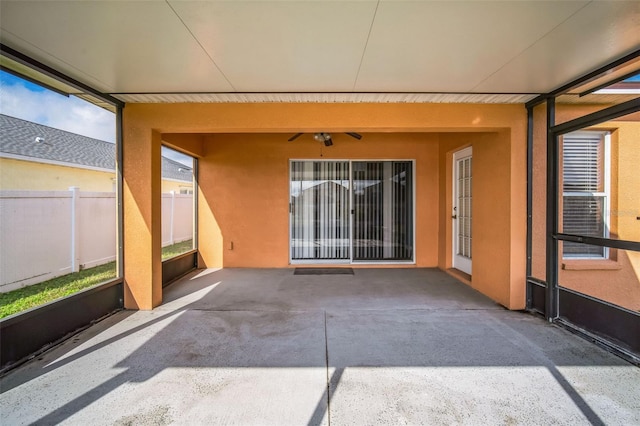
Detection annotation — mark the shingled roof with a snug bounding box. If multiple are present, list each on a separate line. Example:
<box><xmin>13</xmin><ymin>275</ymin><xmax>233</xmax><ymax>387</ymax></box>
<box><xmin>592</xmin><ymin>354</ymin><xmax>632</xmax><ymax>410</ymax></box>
<box><xmin>0</xmin><ymin>114</ymin><xmax>192</xmax><ymax>182</ymax></box>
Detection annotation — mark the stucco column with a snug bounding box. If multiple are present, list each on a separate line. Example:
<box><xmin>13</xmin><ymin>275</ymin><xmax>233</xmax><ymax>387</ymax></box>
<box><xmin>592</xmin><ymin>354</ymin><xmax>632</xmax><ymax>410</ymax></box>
<box><xmin>123</xmin><ymin>125</ymin><xmax>162</xmax><ymax>309</ymax></box>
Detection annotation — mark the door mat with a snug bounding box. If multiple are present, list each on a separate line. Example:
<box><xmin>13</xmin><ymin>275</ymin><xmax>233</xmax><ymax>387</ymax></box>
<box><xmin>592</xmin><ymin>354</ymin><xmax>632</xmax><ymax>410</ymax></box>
<box><xmin>294</xmin><ymin>268</ymin><xmax>354</xmax><ymax>275</ymax></box>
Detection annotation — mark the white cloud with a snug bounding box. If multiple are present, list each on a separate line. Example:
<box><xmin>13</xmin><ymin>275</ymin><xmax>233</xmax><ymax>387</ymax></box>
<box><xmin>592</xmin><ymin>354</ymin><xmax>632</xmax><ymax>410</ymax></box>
<box><xmin>0</xmin><ymin>80</ymin><xmax>116</xmax><ymax>143</ymax></box>
<box><xmin>1</xmin><ymin>77</ymin><xmax>194</xmax><ymax>166</ymax></box>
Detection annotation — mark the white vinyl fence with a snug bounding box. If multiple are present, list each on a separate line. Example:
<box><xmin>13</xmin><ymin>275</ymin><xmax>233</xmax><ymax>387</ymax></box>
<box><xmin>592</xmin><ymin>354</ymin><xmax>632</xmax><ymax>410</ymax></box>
<box><xmin>161</xmin><ymin>192</ymin><xmax>194</xmax><ymax>247</ymax></box>
<box><xmin>0</xmin><ymin>188</ymin><xmax>192</xmax><ymax>293</ymax></box>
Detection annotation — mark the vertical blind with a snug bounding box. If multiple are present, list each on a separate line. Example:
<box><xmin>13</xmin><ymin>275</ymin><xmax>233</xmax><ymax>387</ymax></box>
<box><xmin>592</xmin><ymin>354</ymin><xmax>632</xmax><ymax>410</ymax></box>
<box><xmin>290</xmin><ymin>160</ymin><xmax>414</xmax><ymax>262</ymax></box>
<box><xmin>290</xmin><ymin>161</ymin><xmax>350</xmax><ymax>260</ymax></box>
<box><xmin>352</xmin><ymin>161</ymin><xmax>413</xmax><ymax>261</ymax></box>
<box><xmin>562</xmin><ymin>132</ymin><xmax>607</xmax><ymax>257</ymax></box>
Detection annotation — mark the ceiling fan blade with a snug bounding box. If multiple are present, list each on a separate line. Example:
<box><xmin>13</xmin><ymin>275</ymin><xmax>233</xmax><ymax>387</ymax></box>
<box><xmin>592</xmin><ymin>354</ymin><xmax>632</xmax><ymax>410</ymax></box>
<box><xmin>345</xmin><ymin>132</ymin><xmax>362</xmax><ymax>140</ymax></box>
<box><xmin>288</xmin><ymin>133</ymin><xmax>303</xmax><ymax>142</ymax></box>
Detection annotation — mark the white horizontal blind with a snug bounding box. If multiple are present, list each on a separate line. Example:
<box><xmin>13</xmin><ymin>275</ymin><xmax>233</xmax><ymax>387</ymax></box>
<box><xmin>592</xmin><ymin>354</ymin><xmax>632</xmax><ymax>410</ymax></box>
<box><xmin>562</xmin><ymin>132</ymin><xmax>607</xmax><ymax>258</ymax></box>
<box><xmin>563</xmin><ymin>133</ymin><xmax>603</xmax><ymax>193</ymax></box>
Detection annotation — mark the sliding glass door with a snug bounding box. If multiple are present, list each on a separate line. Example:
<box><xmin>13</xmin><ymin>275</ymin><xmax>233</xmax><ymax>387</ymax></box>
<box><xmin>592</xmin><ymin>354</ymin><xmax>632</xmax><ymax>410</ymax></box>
<box><xmin>352</xmin><ymin>161</ymin><xmax>413</xmax><ymax>261</ymax></box>
<box><xmin>290</xmin><ymin>161</ymin><xmax>351</xmax><ymax>261</ymax></box>
<box><xmin>290</xmin><ymin>160</ymin><xmax>414</xmax><ymax>263</ymax></box>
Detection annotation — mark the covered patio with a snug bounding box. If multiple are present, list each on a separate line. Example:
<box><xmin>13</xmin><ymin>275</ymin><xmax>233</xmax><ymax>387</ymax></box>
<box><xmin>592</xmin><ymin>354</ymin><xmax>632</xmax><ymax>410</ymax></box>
<box><xmin>1</xmin><ymin>3</ymin><xmax>639</xmax><ymax>422</ymax></box>
<box><xmin>2</xmin><ymin>268</ymin><xmax>638</xmax><ymax>425</ymax></box>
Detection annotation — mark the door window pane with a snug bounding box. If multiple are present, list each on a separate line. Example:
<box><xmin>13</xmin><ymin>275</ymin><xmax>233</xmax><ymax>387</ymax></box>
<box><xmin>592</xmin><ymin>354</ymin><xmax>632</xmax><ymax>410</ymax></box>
<box><xmin>352</xmin><ymin>161</ymin><xmax>413</xmax><ymax>261</ymax></box>
<box><xmin>290</xmin><ymin>161</ymin><xmax>350</xmax><ymax>260</ymax></box>
<box><xmin>457</xmin><ymin>157</ymin><xmax>472</xmax><ymax>258</ymax></box>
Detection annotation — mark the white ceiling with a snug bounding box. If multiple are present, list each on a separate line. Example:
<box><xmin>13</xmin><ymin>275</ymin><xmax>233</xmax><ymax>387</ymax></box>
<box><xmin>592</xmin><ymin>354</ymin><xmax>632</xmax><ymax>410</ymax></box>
<box><xmin>1</xmin><ymin>1</ymin><xmax>639</xmax><ymax>103</ymax></box>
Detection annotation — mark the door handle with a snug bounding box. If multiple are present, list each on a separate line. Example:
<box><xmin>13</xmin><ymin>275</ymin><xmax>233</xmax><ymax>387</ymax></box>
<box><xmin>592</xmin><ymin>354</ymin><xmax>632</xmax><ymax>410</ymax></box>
<box><xmin>452</xmin><ymin>215</ymin><xmax>457</xmax><ymax>219</ymax></box>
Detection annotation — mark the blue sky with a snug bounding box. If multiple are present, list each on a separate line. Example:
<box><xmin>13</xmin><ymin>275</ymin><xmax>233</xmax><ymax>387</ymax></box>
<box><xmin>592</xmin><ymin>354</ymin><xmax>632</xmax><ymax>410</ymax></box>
<box><xmin>0</xmin><ymin>70</ymin><xmax>116</xmax><ymax>143</ymax></box>
<box><xmin>0</xmin><ymin>70</ymin><xmax>192</xmax><ymax>166</ymax></box>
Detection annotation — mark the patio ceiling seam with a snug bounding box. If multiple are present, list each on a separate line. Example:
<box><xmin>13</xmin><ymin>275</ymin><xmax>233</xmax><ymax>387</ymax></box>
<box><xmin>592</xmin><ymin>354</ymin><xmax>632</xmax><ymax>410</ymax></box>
<box><xmin>352</xmin><ymin>0</ymin><xmax>380</xmax><ymax>92</ymax></box>
<box><xmin>470</xmin><ymin>0</ymin><xmax>592</xmax><ymax>92</ymax></box>
<box><xmin>164</xmin><ymin>0</ymin><xmax>237</xmax><ymax>91</ymax></box>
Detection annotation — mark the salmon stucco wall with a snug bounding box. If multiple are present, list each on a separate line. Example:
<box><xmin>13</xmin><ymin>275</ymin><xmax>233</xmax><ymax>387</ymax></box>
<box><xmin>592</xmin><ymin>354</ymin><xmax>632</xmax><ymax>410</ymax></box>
<box><xmin>438</xmin><ymin>131</ymin><xmax>523</xmax><ymax>308</ymax></box>
<box><xmin>123</xmin><ymin>103</ymin><xmax>526</xmax><ymax>310</ymax></box>
<box><xmin>530</xmin><ymin>104</ymin><xmax>547</xmax><ymax>280</ymax></box>
<box><xmin>198</xmin><ymin>132</ymin><xmax>440</xmax><ymax>268</ymax></box>
<box><xmin>531</xmin><ymin>104</ymin><xmax>640</xmax><ymax>311</ymax></box>
<box><xmin>123</xmin><ymin>126</ymin><xmax>163</xmax><ymax>310</ymax></box>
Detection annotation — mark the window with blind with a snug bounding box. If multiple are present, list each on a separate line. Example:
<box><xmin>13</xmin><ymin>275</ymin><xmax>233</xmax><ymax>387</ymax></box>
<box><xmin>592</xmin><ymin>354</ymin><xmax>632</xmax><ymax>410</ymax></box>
<box><xmin>561</xmin><ymin>131</ymin><xmax>610</xmax><ymax>258</ymax></box>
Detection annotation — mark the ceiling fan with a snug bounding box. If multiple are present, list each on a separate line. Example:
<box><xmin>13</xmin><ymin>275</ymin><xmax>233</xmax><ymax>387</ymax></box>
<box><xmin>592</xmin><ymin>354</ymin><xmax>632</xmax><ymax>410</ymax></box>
<box><xmin>288</xmin><ymin>132</ymin><xmax>362</xmax><ymax>146</ymax></box>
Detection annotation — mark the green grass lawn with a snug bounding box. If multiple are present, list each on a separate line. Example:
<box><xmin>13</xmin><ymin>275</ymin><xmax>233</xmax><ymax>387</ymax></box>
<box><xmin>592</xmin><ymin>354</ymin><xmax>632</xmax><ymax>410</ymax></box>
<box><xmin>0</xmin><ymin>240</ymin><xmax>195</xmax><ymax>319</ymax></box>
<box><xmin>0</xmin><ymin>262</ymin><xmax>117</xmax><ymax>319</ymax></box>
<box><xmin>162</xmin><ymin>239</ymin><xmax>194</xmax><ymax>260</ymax></box>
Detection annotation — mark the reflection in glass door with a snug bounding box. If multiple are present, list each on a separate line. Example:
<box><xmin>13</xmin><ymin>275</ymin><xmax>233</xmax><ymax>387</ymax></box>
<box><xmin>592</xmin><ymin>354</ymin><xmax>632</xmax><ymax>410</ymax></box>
<box><xmin>290</xmin><ymin>161</ymin><xmax>350</xmax><ymax>261</ymax></box>
<box><xmin>290</xmin><ymin>160</ymin><xmax>414</xmax><ymax>263</ymax></box>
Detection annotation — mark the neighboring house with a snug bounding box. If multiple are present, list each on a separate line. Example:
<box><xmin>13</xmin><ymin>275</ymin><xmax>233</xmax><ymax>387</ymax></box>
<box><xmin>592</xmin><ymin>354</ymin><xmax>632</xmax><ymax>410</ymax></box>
<box><xmin>0</xmin><ymin>114</ymin><xmax>193</xmax><ymax>192</ymax></box>
<box><xmin>0</xmin><ymin>114</ymin><xmax>194</xmax><ymax>293</ymax></box>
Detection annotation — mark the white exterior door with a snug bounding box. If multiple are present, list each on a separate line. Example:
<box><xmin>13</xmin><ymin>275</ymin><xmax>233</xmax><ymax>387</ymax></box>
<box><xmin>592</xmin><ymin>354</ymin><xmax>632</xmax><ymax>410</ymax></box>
<box><xmin>453</xmin><ymin>147</ymin><xmax>472</xmax><ymax>275</ymax></box>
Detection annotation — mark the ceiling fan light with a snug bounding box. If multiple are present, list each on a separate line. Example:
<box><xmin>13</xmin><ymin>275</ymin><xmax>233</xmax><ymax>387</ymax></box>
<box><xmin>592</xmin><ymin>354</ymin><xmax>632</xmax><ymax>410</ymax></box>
<box><xmin>310</xmin><ymin>132</ymin><xmax>336</xmax><ymax>146</ymax></box>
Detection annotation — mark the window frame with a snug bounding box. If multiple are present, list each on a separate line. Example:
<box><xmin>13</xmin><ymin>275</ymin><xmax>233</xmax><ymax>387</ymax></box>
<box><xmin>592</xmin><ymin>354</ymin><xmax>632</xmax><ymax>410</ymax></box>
<box><xmin>561</xmin><ymin>130</ymin><xmax>611</xmax><ymax>259</ymax></box>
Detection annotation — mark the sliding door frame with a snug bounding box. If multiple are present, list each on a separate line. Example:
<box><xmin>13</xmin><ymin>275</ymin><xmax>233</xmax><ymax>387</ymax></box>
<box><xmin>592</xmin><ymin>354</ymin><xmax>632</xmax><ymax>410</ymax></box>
<box><xmin>289</xmin><ymin>160</ymin><xmax>352</xmax><ymax>265</ymax></box>
<box><xmin>289</xmin><ymin>159</ymin><xmax>416</xmax><ymax>265</ymax></box>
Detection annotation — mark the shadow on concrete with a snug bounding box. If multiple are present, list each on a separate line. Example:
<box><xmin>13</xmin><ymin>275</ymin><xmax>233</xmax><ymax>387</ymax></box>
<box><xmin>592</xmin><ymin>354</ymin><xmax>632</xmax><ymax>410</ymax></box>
<box><xmin>1</xmin><ymin>268</ymin><xmax>636</xmax><ymax>425</ymax></box>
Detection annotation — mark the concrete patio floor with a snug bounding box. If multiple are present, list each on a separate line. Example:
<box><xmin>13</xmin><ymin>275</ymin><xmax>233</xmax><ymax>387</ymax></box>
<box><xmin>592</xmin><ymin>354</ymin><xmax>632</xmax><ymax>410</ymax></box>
<box><xmin>1</xmin><ymin>268</ymin><xmax>639</xmax><ymax>425</ymax></box>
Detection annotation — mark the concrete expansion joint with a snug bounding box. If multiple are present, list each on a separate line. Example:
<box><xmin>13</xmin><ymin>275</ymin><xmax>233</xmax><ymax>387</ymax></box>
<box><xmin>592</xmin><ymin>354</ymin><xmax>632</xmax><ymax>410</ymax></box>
<box><xmin>188</xmin><ymin>308</ymin><xmax>319</xmax><ymax>313</ymax></box>
<box><xmin>186</xmin><ymin>307</ymin><xmax>505</xmax><ymax>314</ymax></box>
<box><xmin>183</xmin><ymin>307</ymin><xmax>507</xmax><ymax>316</ymax></box>
<box><xmin>333</xmin><ymin>307</ymin><xmax>502</xmax><ymax>312</ymax></box>
<box><xmin>323</xmin><ymin>309</ymin><xmax>332</xmax><ymax>426</ymax></box>
<box><xmin>3</xmin><ymin>269</ymin><xmax>639</xmax><ymax>424</ymax></box>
